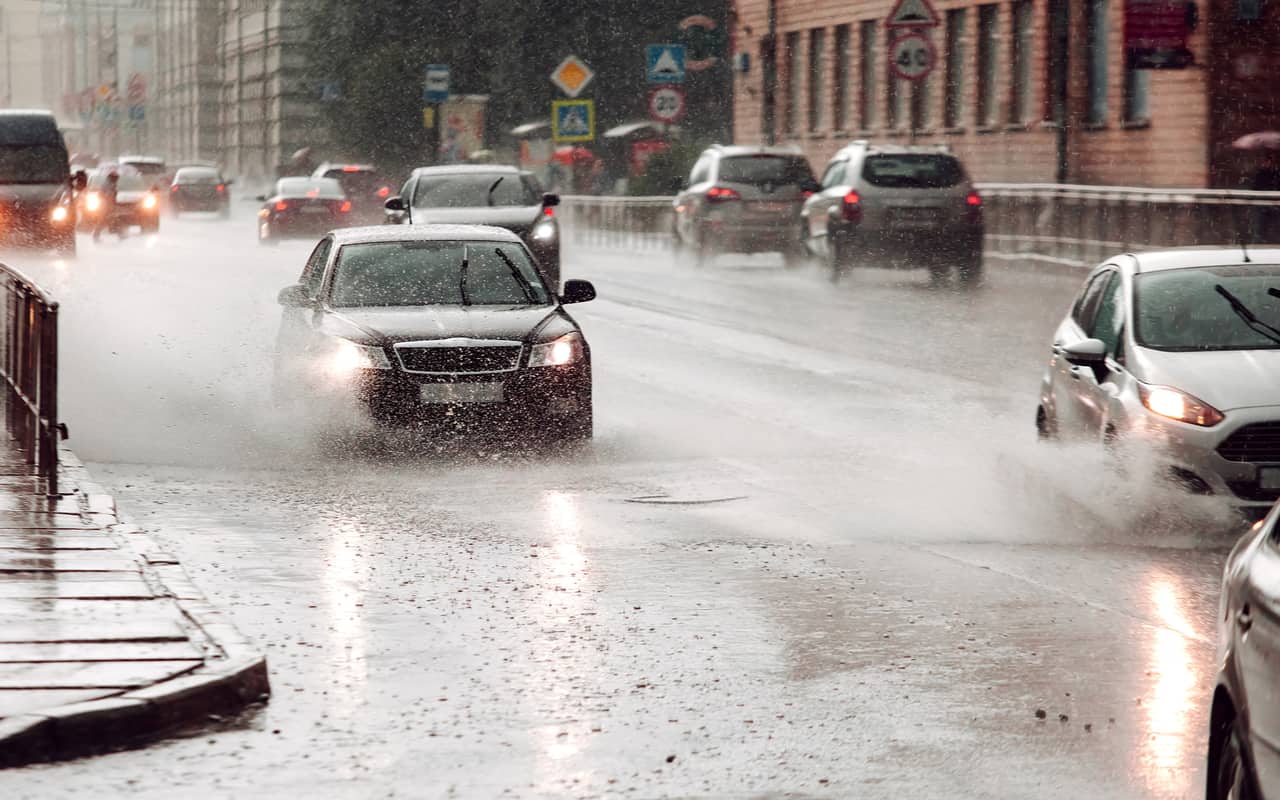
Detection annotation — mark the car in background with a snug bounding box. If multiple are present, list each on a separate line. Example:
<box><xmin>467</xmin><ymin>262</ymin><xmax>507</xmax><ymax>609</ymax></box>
<box><xmin>671</xmin><ymin>144</ymin><xmax>819</xmax><ymax>268</ymax></box>
<box><xmin>256</xmin><ymin>177</ymin><xmax>352</xmax><ymax>244</ymax></box>
<box><xmin>1207</xmin><ymin>507</ymin><xmax>1280</xmax><ymax>800</ymax></box>
<box><xmin>169</xmin><ymin>166</ymin><xmax>231</xmax><ymax>217</ymax></box>
<box><xmin>79</xmin><ymin>165</ymin><xmax>161</xmax><ymax>235</ymax></box>
<box><xmin>117</xmin><ymin>155</ymin><xmax>168</xmax><ymax>184</ymax></box>
<box><xmin>0</xmin><ymin>109</ymin><xmax>81</xmax><ymax>255</ymax></box>
<box><xmin>383</xmin><ymin>165</ymin><xmax>562</xmax><ymax>289</ymax></box>
<box><xmin>312</xmin><ymin>163</ymin><xmax>393</xmax><ymax>225</ymax></box>
<box><xmin>273</xmin><ymin>224</ymin><xmax>596</xmax><ymax>441</ymax></box>
<box><xmin>1038</xmin><ymin>247</ymin><xmax>1280</xmax><ymax>518</ymax></box>
<box><xmin>802</xmin><ymin>141</ymin><xmax>983</xmax><ymax>285</ymax></box>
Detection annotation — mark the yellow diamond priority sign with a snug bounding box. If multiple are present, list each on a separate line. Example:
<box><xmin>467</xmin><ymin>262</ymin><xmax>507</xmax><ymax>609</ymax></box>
<box><xmin>551</xmin><ymin>55</ymin><xmax>595</xmax><ymax>98</ymax></box>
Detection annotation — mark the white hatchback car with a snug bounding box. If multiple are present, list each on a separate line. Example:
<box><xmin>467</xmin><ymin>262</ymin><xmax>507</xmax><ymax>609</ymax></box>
<box><xmin>1038</xmin><ymin>246</ymin><xmax>1280</xmax><ymax>517</ymax></box>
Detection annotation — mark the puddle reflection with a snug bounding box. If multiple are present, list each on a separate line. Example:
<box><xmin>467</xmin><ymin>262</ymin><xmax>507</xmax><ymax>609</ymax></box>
<box><xmin>323</xmin><ymin>519</ymin><xmax>367</xmax><ymax>719</ymax></box>
<box><xmin>1139</xmin><ymin>571</ymin><xmax>1206</xmax><ymax>792</ymax></box>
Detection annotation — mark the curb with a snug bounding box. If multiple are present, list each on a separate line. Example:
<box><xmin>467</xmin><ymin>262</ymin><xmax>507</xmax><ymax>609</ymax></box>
<box><xmin>0</xmin><ymin>449</ymin><xmax>270</xmax><ymax>768</ymax></box>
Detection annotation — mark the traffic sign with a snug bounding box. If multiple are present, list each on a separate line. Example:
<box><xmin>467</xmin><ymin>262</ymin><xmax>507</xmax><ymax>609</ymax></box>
<box><xmin>552</xmin><ymin>99</ymin><xmax>595</xmax><ymax>142</ymax></box>
<box><xmin>550</xmin><ymin>55</ymin><xmax>595</xmax><ymax>98</ymax></box>
<box><xmin>423</xmin><ymin>64</ymin><xmax>450</xmax><ymax>104</ymax></box>
<box><xmin>889</xmin><ymin>33</ymin><xmax>937</xmax><ymax>81</ymax></box>
<box><xmin>887</xmin><ymin>0</ymin><xmax>941</xmax><ymax>28</ymax></box>
<box><xmin>645</xmin><ymin>44</ymin><xmax>686</xmax><ymax>83</ymax></box>
<box><xmin>647</xmin><ymin>86</ymin><xmax>687</xmax><ymax>123</ymax></box>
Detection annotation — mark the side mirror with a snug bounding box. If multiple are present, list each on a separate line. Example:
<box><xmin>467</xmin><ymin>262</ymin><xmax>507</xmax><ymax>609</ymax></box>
<box><xmin>72</xmin><ymin>171</ymin><xmax>88</xmax><ymax>191</ymax></box>
<box><xmin>277</xmin><ymin>284</ymin><xmax>313</xmax><ymax>308</ymax></box>
<box><xmin>384</xmin><ymin>196</ymin><xmax>406</xmax><ymax>212</ymax></box>
<box><xmin>1061</xmin><ymin>338</ymin><xmax>1107</xmax><ymax>367</ymax></box>
<box><xmin>560</xmin><ymin>279</ymin><xmax>596</xmax><ymax>304</ymax></box>
<box><xmin>542</xmin><ymin>192</ymin><xmax>561</xmax><ymax>208</ymax></box>
<box><xmin>669</xmin><ymin>177</ymin><xmax>688</xmax><ymax>193</ymax></box>
<box><xmin>801</xmin><ymin>178</ymin><xmax>822</xmax><ymax>194</ymax></box>
<box><xmin>255</xmin><ymin>194</ymin><xmax>268</xmax><ymax>202</ymax></box>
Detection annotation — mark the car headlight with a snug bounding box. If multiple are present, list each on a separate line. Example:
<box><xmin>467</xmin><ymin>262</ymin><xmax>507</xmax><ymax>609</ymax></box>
<box><xmin>530</xmin><ymin>220</ymin><xmax>558</xmax><ymax>242</ymax></box>
<box><xmin>529</xmin><ymin>333</ymin><xmax>583</xmax><ymax>367</ymax></box>
<box><xmin>85</xmin><ymin>192</ymin><xmax>101</xmax><ymax>212</ymax></box>
<box><xmin>326</xmin><ymin>338</ymin><xmax>391</xmax><ymax>377</ymax></box>
<box><xmin>50</xmin><ymin>205</ymin><xmax>69</xmax><ymax>223</ymax></box>
<box><xmin>1139</xmin><ymin>383</ymin><xmax>1224</xmax><ymax>427</ymax></box>
<box><xmin>142</xmin><ymin>192</ymin><xmax>158</xmax><ymax>211</ymax></box>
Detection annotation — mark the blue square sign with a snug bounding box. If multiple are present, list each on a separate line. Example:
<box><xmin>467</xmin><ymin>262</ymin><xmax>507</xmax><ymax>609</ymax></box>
<box><xmin>645</xmin><ymin>44</ymin><xmax>686</xmax><ymax>83</ymax></box>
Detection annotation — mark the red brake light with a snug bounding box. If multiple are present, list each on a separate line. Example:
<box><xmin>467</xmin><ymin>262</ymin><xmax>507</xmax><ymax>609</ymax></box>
<box><xmin>339</xmin><ymin>200</ymin><xmax>352</xmax><ymax>213</ymax></box>
<box><xmin>306</xmin><ymin>189</ymin><xmax>320</xmax><ymax>198</ymax></box>
<box><xmin>705</xmin><ymin>186</ymin><xmax>741</xmax><ymax>203</ymax></box>
<box><xmin>803</xmin><ymin>190</ymin><xmax>815</xmax><ymax>198</ymax></box>
<box><xmin>274</xmin><ymin>200</ymin><xmax>289</xmax><ymax>212</ymax></box>
<box><xmin>376</xmin><ymin>186</ymin><xmax>391</xmax><ymax>198</ymax></box>
<box><xmin>342</xmin><ymin>166</ymin><xmax>361</xmax><ymax>173</ymax></box>
<box><xmin>170</xmin><ymin>185</ymin><xmax>179</xmax><ymax>193</ymax></box>
<box><xmin>842</xmin><ymin>191</ymin><xmax>862</xmax><ymax>222</ymax></box>
<box><xmin>542</xmin><ymin>206</ymin><xmax>555</xmax><ymax>217</ymax></box>
<box><xmin>216</xmin><ymin>184</ymin><xmax>225</xmax><ymax>193</ymax></box>
<box><xmin>966</xmin><ymin>192</ymin><xmax>982</xmax><ymax>207</ymax></box>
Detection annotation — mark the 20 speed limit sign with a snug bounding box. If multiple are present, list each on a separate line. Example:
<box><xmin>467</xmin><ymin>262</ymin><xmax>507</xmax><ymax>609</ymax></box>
<box><xmin>647</xmin><ymin>85</ymin><xmax>687</xmax><ymax>123</ymax></box>
<box><xmin>889</xmin><ymin>33</ymin><xmax>936</xmax><ymax>81</ymax></box>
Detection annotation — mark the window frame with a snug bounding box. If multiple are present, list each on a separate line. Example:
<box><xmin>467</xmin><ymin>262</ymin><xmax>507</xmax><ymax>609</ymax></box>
<box><xmin>808</xmin><ymin>28</ymin><xmax>826</xmax><ymax>132</ymax></box>
<box><xmin>976</xmin><ymin>4</ymin><xmax>1000</xmax><ymax>128</ymax></box>
<box><xmin>833</xmin><ymin>24</ymin><xmax>852</xmax><ymax>131</ymax></box>
<box><xmin>944</xmin><ymin>8</ymin><xmax>967</xmax><ymax>129</ymax></box>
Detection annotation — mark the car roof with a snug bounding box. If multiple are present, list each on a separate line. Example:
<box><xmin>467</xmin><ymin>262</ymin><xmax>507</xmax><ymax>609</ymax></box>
<box><xmin>706</xmin><ymin>145</ymin><xmax>808</xmax><ymax>159</ymax></box>
<box><xmin>118</xmin><ymin>155</ymin><xmax>165</xmax><ymax>164</ymax></box>
<box><xmin>1118</xmin><ymin>246</ymin><xmax>1280</xmax><ymax>274</ymax></box>
<box><xmin>328</xmin><ymin>224</ymin><xmax>524</xmax><ymax>246</ymax></box>
<box><xmin>409</xmin><ymin>164</ymin><xmax>524</xmax><ymax>177</ymax></box>
<box><xmin>834</xmin><ymin>140</ymin><xmax>957</xmax><ymax>157</ymax></box>
<box><xmin>316</xmin><ymin>162</ymin><xmax>378</xmax><ymax>173</ymax></box>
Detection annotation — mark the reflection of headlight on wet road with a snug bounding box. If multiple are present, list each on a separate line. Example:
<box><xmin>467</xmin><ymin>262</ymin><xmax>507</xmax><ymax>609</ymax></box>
<box><xmin>325</xmin><ymin>339</ymin><xmax>391</xmax><ymax>377</ymax></box>
<box><xmin>50</xmin><ymin>206</ymin><xmax>68</xmax><ymax>222</ymax></box>
<box><xmin>529</xmin><ymin>333</ymin><xmax>582</xmax><ymax>367</ymax></box>
<box><xmin>530</xmin><ymin>221</ymin><xmax>558</xmax><ymax>242</ymax></box>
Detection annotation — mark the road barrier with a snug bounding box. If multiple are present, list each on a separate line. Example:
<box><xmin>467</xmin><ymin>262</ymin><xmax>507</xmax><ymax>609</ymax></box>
<box><xmin>0</xmin><ymin>263</ymin><xmax>60</xmax><ymax>496</ymax></box>
<box><xmin>560</xmin><ymin>185</ymin><xmax>1280</xmax><ymax>267</ymax></box>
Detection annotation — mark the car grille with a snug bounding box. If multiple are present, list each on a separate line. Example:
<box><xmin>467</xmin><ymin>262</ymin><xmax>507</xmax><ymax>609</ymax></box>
<box><xmin>395</xmin><ymin>343</ymin><xmax>522</xmax><ymax>374</ymax></box>
<box><xmin>1218</xmin><ymin>422</ymin><xmax>1280</xmax><ymax>463</ymax></box>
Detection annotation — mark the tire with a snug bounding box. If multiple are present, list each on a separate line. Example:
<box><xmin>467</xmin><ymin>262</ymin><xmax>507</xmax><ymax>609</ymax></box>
<box><xmin>1209</xmin><ymin>715</ymin><xmax>1258</xmax><ymax>800</ymax></box>
<box><xmin>1036</xmin><ymin>406</ymin><xmax>1056</xmax><ymax>441</ymax></box>
<box><xmin>828</xmin><ymin>232</ymin><xmax>853</xmax><ymax>283</ymax></box>
<box><xmin>958</xmin><ymin>247</ymin><xmax>983</xmax><ymax>288</ymax></box>
<box><xmin>694</xmin><ymin>230</ymin><xmax>713</xmax><ymax>268</ymax></box>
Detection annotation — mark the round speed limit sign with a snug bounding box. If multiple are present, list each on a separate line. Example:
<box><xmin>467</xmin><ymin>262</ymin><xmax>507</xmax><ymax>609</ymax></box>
<box><xmin>647</xmin><ymin>86</ymin><xmax>687</xmax><ymax>124</ymax></box>
<box><xmin>889</xmin><ymin>33</ymin><xmax>936</xmax><ymax>81</ymax></box>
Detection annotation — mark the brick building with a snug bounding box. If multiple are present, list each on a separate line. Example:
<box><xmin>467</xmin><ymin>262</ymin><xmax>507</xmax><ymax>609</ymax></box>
<box><xmin>731</xmin><ymin>0</ymin><xmax>1280</xmax><ymax>188</ymax></box>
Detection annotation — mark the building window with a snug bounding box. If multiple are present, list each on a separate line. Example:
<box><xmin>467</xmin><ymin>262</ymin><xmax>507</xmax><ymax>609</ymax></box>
<box><xmin>859</xmin><ymin>21</ymin><xmax>878</xmax><ymax>130</ymax></box>
<box><xmin>888</xmin><ymin>67</ymin><xmax>907</xmax><ymax>130</ymax></box>
<box><xmin>944</xmin><ymin>9</ymin><xmax>967</xmax><ymax>129</ymax></box>
<box><xmin>833</xmin><ymin>24</ymin><xmax>852</xmax><ymax>131</ymax></box>
<box><xmin>1087</xmin><ymin>0</ymin><xmax>1109</xmax><ymax>125</ymax></box>
<box><xmin>785</xmin><ymin>31</ymin><xmax>801</xmax><ymax>134</ymax></box>
<box><xmin>1124</xmin><ymin>66</ymin><xmax>1150</xmax><ymax>123</ymax></box>
<box><xmin>976</xmin><ymin>4</ymin><xmax>999</xmax><ymax>128</ymax></box>
<box><xmin>1009</xmin><ymin>0</ymin><xmax>1032</xmax><ymax>124</ymax></box>
<box><xmin>910</xmin><ymin>30</ymin><xmax>934</xmax><ymax>131</ymax></box>
<box><xmin>809</xmin><ymin>28</ymin><xmax>826</xmax><ymax>131</ymax></box>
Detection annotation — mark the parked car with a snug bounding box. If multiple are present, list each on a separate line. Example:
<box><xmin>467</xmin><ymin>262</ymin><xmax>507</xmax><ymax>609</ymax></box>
<box><xmin>802</xmin><ymin>140</ymin><xmax>983</xmax><ymax>285</ymax></box>
<box><xmin>383</xmin><ymin>165</ymin><xmax>561</xmax><ymax>289</ymax></box>
<box><xmin>273</xmin><ymin>224</ymin><xmax>595</xmax><ymax>440</ymax></box>
<box><xmin>311</xmin><ymin>163</ymin><xmax>393</xmax><ymax>225</ymax></box>
<box><xmin>169</xmin><ymin>166</ymin><xmax>231</xmax><ymax>217</ymax></box>
<box><xmin>672</xmin><ymin>144</ymin><xmax>818</xmax><ymax>268</ymax></box>
<box><xmin>256</xmin><ymin>177</ymin><xmax>352</xmax><ymax>244</ymax></box>
<box><xmin>1207</xmin><ymin>507</ymin><xmax>1280</xmax><ymax>800</ymax></box>
<box><xmin>1037</xmin><ymin>246</ymin><xmax>1280</xmax><ymax>518</ymax></box>
<box><xmin>0</xmin><ymin>109</ymin><xmax>81</xmax><ymax>255</ymax></box>
<box><xmin>79</xmin><ymin>165</ymin><xmax>161</xmax><ymax>235</ymax></box>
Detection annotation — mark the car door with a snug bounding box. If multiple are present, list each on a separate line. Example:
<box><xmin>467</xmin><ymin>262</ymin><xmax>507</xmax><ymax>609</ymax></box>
<box><xmin>1236</xmin><ymin>525</ymin><xmax>1280</xmax><ymax>788</ymax></box>
<box><xmin>1074</xmin><ymin>271</ymin><xmax>1129</xmax><ymax>440</ymax></box>
<box><xmin>675</xmin><ymin>156</ymin><xmax>711</xmax><ymax>243</ymax></box>
<box><xmin>276</xmin><ymin>236</ymin><xmax>333</xmax><ymax>360</ymax></box>
<box><xmin>1049</xmin><ymin>269</ymin><xmax>1115</xmax><ymax>437</ymax></box>
<box><xmin>802</xmin><ymin>158</ymin><xmax>849</xmax><ymax>254</ymax></box>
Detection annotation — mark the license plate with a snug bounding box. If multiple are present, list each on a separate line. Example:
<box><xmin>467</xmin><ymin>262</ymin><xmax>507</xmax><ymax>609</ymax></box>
<box><xmin>301</xmin><ymin>206</ymin><xmax>330</xmax><ymax>215</ymax></box>
<box><xmin>1260</xmin><ymin>467</ymin><xmax>1280</xmax><ymax>490</ymax></box>
<box><xmin>754</xmin><ymin>202</ymin><xmax>792</xmax><ymax>214</ymax></box>
<box><xmin>889</xmin><ymin>209</ymin><xmax>944</xmax><ymax>227</ymax></box>
<box><xmin>420</xmin><ymin>382</ymin><xmax>504</xmax><ymax>404</ymax></box>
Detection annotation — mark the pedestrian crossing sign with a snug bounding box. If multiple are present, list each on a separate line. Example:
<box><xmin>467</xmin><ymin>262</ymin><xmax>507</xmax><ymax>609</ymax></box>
<box><xmin>552</xmin><ymin>100</ymin><xmax>595</xmax><ymax>143</ymax></box>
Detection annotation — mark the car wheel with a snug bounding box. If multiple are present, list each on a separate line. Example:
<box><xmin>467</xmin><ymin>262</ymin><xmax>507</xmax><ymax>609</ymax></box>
<box><xmin>1209</xmin><ymin>715</ymin><xmax>1258</xmax><ymax>800</ymax></box>
<box><xmin>828</xmin><ymin>232</ymin><xmax>853</xmax><ymax>283</ymax></box>
<box><xmin>1036</xmin><ymin>406</ymin><xmax>1056</xmax><ymax>441</ymax></box>
<box><xmin>958</xmin><ymin>248</ymin><xmax>984</xmax><ymax>288</ymax></box>
<box><xmin>694</xmin><ymin>230</ymin><xmax>713</xmax><ymax>268</ymax></box>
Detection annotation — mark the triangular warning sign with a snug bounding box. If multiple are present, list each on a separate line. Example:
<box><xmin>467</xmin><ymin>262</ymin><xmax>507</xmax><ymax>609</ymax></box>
<box><xmin>887</xmin><ymin>0</ymin><xmax>940</xmax><ymax>27</ymax></box>
<box><xmin>653</xmin><ymin>49</ymin><xmax>682</xmax><ymax>75</ymax></box>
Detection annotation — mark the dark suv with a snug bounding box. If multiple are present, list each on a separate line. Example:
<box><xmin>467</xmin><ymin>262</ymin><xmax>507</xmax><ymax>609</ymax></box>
<box><xmin>672</xmin><ymin>145</ymin><xmax>819</xmax><ymax>267</ymax></box>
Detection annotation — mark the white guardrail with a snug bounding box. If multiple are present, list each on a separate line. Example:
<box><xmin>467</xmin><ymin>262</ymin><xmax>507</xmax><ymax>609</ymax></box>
<box><xmin>559</xmin><ymin>185</ymin><xmax>1280</xmax><ymax>268</ymax></box>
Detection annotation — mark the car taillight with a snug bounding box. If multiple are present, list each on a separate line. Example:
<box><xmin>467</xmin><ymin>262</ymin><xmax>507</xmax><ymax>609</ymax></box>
<box><xmin>842</xmin><ymin>190</ymin><xmax>862</xmax><ymax>222</ymax></box>
<box><xmin>705</xmin><ymin>186</ymin><xmax>740</xmax><ymax>203</ymax></box>
<box><xmin>170</xmin><ymin>185</ymin><xmax>179</xmax><ymax>193</ymax></box>
<box><xmin>339</xmin><ymin>200</ymin><xmax>352</xmax><ymax>213</ymax></box>
<box><xmin>342</xmin><ymin>166</ymin><xmax>361</xmax><ymax>172</ymax></box>
<box><xmin>376</xmin><ymin>186</ymin><xmax>391</xmax><ymax>198</ymax></box>
<box><xmin>216</xmin><ymin>184</ymin><xmax>225</xmax><ymax>193</ymax></box>
<box><xmin>966</xmin><ymin>192</ymin><xmax>982</xmax><ymax>207</ymax></box>
<box><xmin>274</xmin><ymin>200</ymin><xmax>289</xmax><ymax>211</ymax></box>
<box><xmin>965</xmin><ymin>192</ymin><xmax>982</xmax><ymax>222</ymax></box>
<box><xmin>542</xmin><ymin>206</ymin><xmax>555</xmax><ymax>217</ymax></box>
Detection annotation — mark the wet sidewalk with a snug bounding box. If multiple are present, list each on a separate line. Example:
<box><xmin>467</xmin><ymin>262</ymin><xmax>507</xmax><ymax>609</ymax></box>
<box><xmin>0</xmin><ymin>445</ymin><xmax>268</xmax><ymax>766</ymax></box>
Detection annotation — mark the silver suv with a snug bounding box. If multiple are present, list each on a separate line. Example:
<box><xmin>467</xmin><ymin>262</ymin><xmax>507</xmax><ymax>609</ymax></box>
<box><xmin>801</xmin><ymin>141</ymin><xmax>983</xmax><ymax>285</ymax></box>
<box><xmin>672</xmin><ymin>145</ymin><xmax>819</xmax><ymax>267</ymax></box>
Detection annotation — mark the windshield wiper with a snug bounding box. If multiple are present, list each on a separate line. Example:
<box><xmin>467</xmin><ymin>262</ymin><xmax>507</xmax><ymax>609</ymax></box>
<box><xmin>493</xmin><ymin>247</ymin><xmax>537</xmax><ymax>303</ymax></box>
<box><xmin>1214</xmin><ymin>284</ymin><xmax>1280</xmax><ymax>346</ymax></box>
<box><xmin>486</xmin><ymin>176</ymin><xmax>504</xmax><ymax>207</ymax></box>
<box><xmin>458</xmin><ymin>244</ymin><xmax>471</xmax><ymax>306</ymax></box>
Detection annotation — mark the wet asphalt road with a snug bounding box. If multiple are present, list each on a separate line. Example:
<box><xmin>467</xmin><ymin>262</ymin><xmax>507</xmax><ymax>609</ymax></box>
<box><xmin>0</xmin><ymin>209</ymin><xmax>1244</xmax><ymax>798</ymax></box>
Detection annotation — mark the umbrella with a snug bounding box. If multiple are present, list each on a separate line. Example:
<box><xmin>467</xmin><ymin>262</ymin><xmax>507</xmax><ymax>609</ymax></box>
<box><xmin>1233</xmin><ymin>131</ymin><xmax>1280</xmax><ymax>150</ymax></box>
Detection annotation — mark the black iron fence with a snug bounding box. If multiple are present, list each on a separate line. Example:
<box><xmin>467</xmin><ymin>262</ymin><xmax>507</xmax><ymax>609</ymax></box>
<box><xmin>0</xmin><ymin>264</ymin><xmax>60</xmax><ymax>496</ymax></box>
<box><xmin>560</xmin><ymin>185</ymin><xmax>1280</xmax><ymax>268</ymax></box>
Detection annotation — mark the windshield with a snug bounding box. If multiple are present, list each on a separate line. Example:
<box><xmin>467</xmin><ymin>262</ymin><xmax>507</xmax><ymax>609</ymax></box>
<box><xmin>0</xmin><ymin>144</ymin><xmax>67</xmax><ymax>184</ymax></box>
<box><xmin>1135</xmin><ymin>265</ymin><xmax>1280</xmax><ymax>351</ymax></box>
<box><xmin>277</xmin><ymin>178</ymin><xmax>344</xmax><ymax>198</ymax></box>
<box><xmin>717</xmin><ymin>155</ymin><xmax>813</xmax><ymax>186</ymax></box>
<box><xmin>861</xmin><ymin>154</ymin><xmax>965</xmax><ymax>188</ymax></box>
<box><xmin>329</xmin><ymin>240</ymin><xmax>551</xmax><ymax>307</ymax></box>
<box><xmin>411</xmin><ymin>173</ymin><xmax>541</xmax><ymax>208</ymax></box>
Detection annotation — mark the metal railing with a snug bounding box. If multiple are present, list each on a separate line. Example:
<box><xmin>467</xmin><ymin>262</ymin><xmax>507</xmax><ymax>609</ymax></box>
<box><xmin>560</xmin><ymin>185</ymin><xmax>1280</xmax><ymax>268</ymax></box>
<box><xmin>0</xmin><ymin>264</ymin><xmax>60</xmax><ymax>496</ymax></box>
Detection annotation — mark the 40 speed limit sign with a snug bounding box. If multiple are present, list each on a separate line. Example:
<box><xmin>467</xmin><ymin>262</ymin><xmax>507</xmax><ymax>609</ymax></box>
<box><xmin>889</xmin><ymin>33</ymin><xmax>936</xmax><ymax>81</ymax></box>
<box><xmin>647</xmin><ymin>85</ymin><xmax>687</xmax><ymax>123</ymax></box>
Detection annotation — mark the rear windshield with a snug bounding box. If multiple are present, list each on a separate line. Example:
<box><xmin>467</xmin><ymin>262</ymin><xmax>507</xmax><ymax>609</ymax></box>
<box><xmin>323</xmin><ymin>169</ymin><xmax>387</xmax><ymax>195</ymax></box>
<box><xmin>1135</xmin><ymin>265</ymin><xmax>1280</xmax><ymax>351</ymax></box>
<box><xmin>717</xmin><ymin>155</ymin><xmax>814</xmax><ymax>186</ymax></box>
<box><xmin>411</xmin><ymin>173</ymin><xmax>542</xmax><ymax>208</ymax></box>
<box><xmin>123</xmin><ymin>161</ymin><xmax>166</xmax><ymax>177</ymax></box>
<box><xmin>0</xmin><ymin>144</ymin><xmax>67</xmax><ymax>184</ymax></box>
<box><xmin>175</xmin><ymin>168</ymin><xmax>220</xmax><ymax>184</ymax></box>
<box><xmin>276</xmin><ymin>178</ymin><xmax>344</xmax><ymax>198</ymax></box>
<box><xmin>329</xmin><ymin>241</ymin><xmax>551</xmax><ymax>308</ymax></box>
<box><xmin>861</xmin><ymin>154</ymin><xmax>965</xmax><ymax>188</ymax></box>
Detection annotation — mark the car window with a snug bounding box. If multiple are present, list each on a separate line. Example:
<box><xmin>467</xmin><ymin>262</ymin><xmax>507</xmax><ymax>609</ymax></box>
<box><xmin>0</xmin><ymin>144</ymin><xmax>66</xmax><ymax>183</ymax></box>
<box><xmin>409</xmin><ymin>174</ymin><xmax>539</xmax><ymax>208</ymax></box>
<box><xmin>276</xmin><ymin>178</ymin><xmax>344</xmax><ymax>198</ymax></box>
<box><xmin>1090</xmin><ymin>273</ymin><xmax>1124</xmax><ymax>356</ymax></box>
<box><xmin>1134</xmin><ymin>264</ymin><xmax>1280</xmax><ymax>351</ymax></box>
<box><xmin>861</xmin><ymin>154</ymin><xmax>965</xmax><ymax>188</ymax></box>
<box><xmin>689</xmin><ymin>158</ymin><xmax>711</xmax><ymax>185</ymax></box>
<box><xmin>328</xmin><ymin>241</ymin><xmax>551</xmax><ymax>307</ymax></box>
<box><xmin>820</xmin><ymin>161</ymin><xmax>847</xmax><ymax>188</ymax></box>
<box><xmin>716</xmin><ymin>155</ymin><xmax>814</xmax><ymax>187</ymax></box>
<box><xmin>301</xmin><ymin>238</ymin><xmax>332</xmax><ymax>295</ymax></box>
<box><xmin>1072</xmin><ymin>271</ymin><xmax>1113</xmax><ymax>330</ymax></box>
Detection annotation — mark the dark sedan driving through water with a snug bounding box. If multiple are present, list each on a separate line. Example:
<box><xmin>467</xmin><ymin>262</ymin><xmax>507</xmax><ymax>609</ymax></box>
<box><xmin>273</xmin><ymin>225</ymin><xmax>595</xmax><ymax>442</ymax></box>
